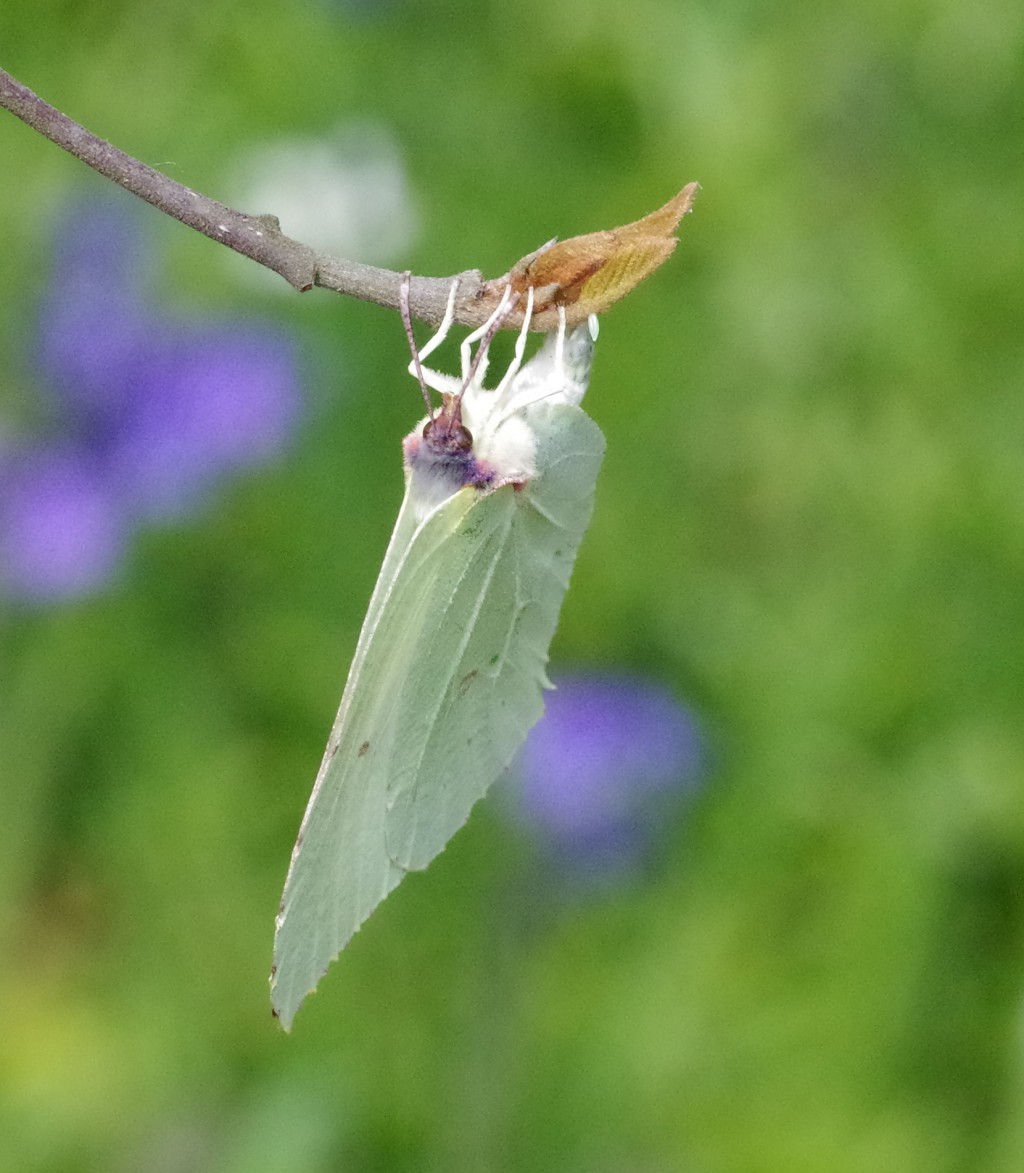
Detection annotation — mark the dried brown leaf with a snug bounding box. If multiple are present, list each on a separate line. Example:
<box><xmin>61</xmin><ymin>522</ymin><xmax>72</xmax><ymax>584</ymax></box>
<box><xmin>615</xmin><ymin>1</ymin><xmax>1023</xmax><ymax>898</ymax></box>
<box><xmin>497</xmin><ymin>182</ymin><xmax>698</xmax><ymax>329</ymax></box>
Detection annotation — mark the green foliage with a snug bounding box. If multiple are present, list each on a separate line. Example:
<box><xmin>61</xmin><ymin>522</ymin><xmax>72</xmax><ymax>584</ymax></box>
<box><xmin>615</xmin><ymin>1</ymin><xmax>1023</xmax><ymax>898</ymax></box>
<box><xmin>2</xmin><ymin>0</ymin><xmax>1023</xmax><ymax>1168</ymax></box>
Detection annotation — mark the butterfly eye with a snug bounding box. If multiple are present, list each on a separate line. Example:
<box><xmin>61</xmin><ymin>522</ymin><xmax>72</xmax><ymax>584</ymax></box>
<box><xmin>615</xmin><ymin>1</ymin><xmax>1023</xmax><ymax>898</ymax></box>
<box><xmin>423</xmin><ymin>418</ymin><xmax>474</xmax><ymax>454</ymax></box>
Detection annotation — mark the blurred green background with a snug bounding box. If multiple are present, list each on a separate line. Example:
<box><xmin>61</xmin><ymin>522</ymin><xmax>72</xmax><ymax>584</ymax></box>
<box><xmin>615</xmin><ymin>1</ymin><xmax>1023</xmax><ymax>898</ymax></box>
<box><xmin>2</xmin><ymin>0</ymin><xmax>1024</xmax><ymax>1169</ymax></box>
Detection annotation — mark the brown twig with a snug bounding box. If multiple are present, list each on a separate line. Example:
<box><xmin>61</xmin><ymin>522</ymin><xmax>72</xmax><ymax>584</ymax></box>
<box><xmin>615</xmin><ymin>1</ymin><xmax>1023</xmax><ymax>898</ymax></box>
<box><xmin>0</xmin><ymin>66</ymin><xmax>498</xmax><ymax>327</ymax></box>
<box><xmin>0</xmin><ymin>67</ymin><xmax>697</xmax><ymax>331</ymax></box>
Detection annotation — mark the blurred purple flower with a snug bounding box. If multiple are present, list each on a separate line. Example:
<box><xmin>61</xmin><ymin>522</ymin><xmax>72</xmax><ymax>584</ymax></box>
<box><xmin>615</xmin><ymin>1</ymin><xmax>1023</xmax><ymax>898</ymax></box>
<box><xmin>109</xmin><ymin>326</ymin><xmax>301</xmax><ymax>520</ymax></box>
<box><xmin>513</xmin><ymin>673</ymin><xmax>703</xmax><ymax>878</ymax></box>
<box><xmin>0</xmin><ymin>447</ymin><xmax>127</xmax><ymax>602</ymax></box>
<box><xmin>35</xmin><ymin>204</ymin><xmax>153</xmax><ymax>419</ymax></box>
<box><xmin>0</xmin><ymin>196</ymin><xmax>304</xmax><ymax>604</ymax></box>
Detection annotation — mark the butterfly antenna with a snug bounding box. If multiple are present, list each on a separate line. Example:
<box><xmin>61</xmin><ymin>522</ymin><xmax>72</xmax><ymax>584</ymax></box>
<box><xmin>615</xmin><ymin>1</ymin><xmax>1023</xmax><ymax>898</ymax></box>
<box><xmin>458</xmin><ymin>286</ymin><xmax>517</xmax><ymax>403</ymax></box>
<box><xmin>400</xmin><ymin>272</ymin><xmax>434</xmax><ymax>416</ymax></box>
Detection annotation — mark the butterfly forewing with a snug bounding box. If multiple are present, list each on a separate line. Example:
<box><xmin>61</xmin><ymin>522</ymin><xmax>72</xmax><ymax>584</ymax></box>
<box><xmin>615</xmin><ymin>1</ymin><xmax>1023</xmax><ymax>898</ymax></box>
<box><xmin>271</xmin><ymin>488</ymin><xmax>477</xmax><ymax>1026</ymax></box>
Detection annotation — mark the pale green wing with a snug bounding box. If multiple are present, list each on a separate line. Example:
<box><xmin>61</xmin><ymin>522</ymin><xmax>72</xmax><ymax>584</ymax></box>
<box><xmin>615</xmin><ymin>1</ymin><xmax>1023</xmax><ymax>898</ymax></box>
<box><xmin>270</xmin><ymin>485</ymin><xmax>483</xmax><ymax>1028</ymax></box>
<box><xmin>271</xmin><ymin>402</ymin><xmax>604</xmax><ymax>1029</ymax></box>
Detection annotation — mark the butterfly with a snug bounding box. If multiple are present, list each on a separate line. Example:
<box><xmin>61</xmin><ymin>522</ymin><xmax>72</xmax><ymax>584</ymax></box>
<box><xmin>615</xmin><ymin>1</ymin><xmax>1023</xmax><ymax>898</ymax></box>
<box><xmin>271</xmin><ymin>277</ymin><xmax>605</xmax><ymax>1028</ymax></box>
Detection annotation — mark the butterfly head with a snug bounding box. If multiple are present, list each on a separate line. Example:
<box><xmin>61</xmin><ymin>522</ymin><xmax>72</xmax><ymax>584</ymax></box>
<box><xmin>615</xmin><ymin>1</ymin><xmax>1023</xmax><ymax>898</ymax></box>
<box><xmin>421</xmin><ymin>394</ymin><xmax>474</xmax><ymax>457</ymax></box>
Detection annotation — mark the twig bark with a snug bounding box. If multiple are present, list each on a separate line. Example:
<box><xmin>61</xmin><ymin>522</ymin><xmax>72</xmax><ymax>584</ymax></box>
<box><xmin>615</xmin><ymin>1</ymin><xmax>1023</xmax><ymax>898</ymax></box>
<box><xmin>0</xmin><ymin>67</ymin><xmax>499</xmax><ymax>327</ymax></box>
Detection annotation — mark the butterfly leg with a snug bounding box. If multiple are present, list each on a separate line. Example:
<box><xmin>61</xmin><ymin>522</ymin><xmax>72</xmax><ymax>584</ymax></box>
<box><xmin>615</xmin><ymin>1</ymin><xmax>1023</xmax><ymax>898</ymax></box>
<box><xmin>553</xmin><ymin>306</ymin><xmax>567</xmax><ymax>375</ymax></box>
<box><xmin>493</xmin><ymin>286</ymin><xmax>535</xmax><ymax>403</ymax></box>
<box><xmin>413</xmin><ymin>280</ymin><xmax>459</xmax><ymax>364</ymax></box>
<box><xmin>403</xmin><ymin>278</ymin><xmax>464</xmax><ymax>400</ymax></box>
<box><xmin>458</xmin><ymin>284</ymin><xmax>515</xmax><ymax>391</ymax></box>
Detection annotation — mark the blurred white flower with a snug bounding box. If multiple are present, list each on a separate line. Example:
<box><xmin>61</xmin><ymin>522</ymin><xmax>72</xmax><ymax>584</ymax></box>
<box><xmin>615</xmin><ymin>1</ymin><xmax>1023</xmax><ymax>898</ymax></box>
<box><xmin>225</xmin><ymin>120</ymin><xmax>419</xmax><ymax>286</ymax></box>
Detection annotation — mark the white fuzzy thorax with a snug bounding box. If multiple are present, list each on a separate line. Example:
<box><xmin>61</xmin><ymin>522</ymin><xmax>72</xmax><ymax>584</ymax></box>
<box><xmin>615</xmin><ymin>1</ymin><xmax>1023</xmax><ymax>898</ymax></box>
<box><xmin>403</xmin><ymin>282</ymin><xmax>597</xmax><ymax>522</ymax></box>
